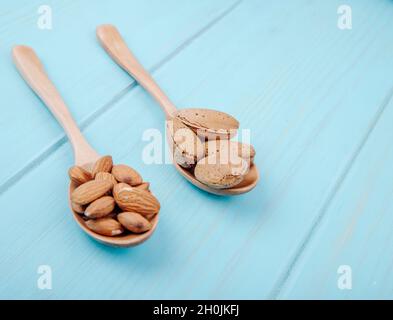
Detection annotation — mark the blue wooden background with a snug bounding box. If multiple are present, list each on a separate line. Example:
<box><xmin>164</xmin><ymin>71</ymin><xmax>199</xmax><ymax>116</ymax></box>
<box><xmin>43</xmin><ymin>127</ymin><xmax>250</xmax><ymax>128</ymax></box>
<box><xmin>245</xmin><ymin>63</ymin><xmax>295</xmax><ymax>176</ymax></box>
<box><xmin>1</xmin><ymin>0</ymin><xmax>392</xmax><ymax>299</ymax></box>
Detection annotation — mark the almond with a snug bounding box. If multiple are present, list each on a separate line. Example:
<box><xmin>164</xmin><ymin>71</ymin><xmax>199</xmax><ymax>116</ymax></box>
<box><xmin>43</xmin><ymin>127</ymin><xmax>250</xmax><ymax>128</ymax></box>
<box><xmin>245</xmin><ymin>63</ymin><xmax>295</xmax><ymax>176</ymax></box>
<box><xmin>92</xmin><ymin>155</ymin><xmax>113</xmax><ymax>177</ymax></box>
<box><xmin>239</xmin><ymin>143</ymin><xmax>256</xmax><ymax>164</ymax></box>
<box><xmin>135</xmin><ymin>182</ymin><xmax>150</xmax><ymax>191</ymax></box>
<box><xmin>85</xmin><ymin>218</ymin><xmax>124</xmax><ymax>237</ymax></box>
<box><xmin>114</xmin><ymin>187</ymin><xmax>160</xmax><ymax>217</ymax></box>
<box><xmin>85</xmin><ymin>196</ymin><xmax>115</xmax><ymax>219</ymax></box>
<box><xmin>175</xmin><ymin>108</ymin><xmax>239</xmax><ymax>140</ymax></box>
<box><xmin>71</xmin><ymin>180</ymin><xmax>113</xmax><ymax>205</ymax></box>
<box><xmin>68</xmin><ymin>166</ymin><xmax>92</xmax><ymax>185</ymax></box>
<box><xmin>194</xmin><ymin>154</ymin><xmax>249</xmax><ymax>189</ymax></box>
<box><xmin>167</xmin><ymin>118</ymin><xmax>204</xmax><ymax>168</ymax></box>
<box><xmin>118</xmin><ymin>212</ymin><xmax>152</xmax><ymax>233</ymax></box>
<box><xmin>106</xmin><ymin>212</ymin><xmax>118</xmax><ymax>219</ymax></box>
<box><xmin>95</xmin><ymin>172</ymin><xmax>117</xmax><ymax>188</ymax></box>
<box><xmin>71</xmin><ymin>201</ymin><xmax>86</xmax><ymax>214</ymax></box>
<box><xmin>144</xmin><ymin>212</ymin><xmax>157</xmax><ymax>221</ymax></box>
<box><xmin>112</xmin><ymin>164</ymin><xmax>143</xmax><ymax>186</ymax></box>
<box><xmin>113</xmin><ymin>182</ymin><xmax>133</xmax><ymax>194</ymax></box>
<box><xmin>204</xmin><ymin>140</ymin><xmax>256</xmax><ymax>165</ymax></box>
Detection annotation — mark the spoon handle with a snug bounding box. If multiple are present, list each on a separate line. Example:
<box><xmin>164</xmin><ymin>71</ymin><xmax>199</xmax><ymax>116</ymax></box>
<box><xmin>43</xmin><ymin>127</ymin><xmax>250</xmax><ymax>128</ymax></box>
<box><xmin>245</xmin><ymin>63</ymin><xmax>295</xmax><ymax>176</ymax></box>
<box><xmin>97</xmin><ymin>24</ymin><xmax>177</xmax><ymax>118</ymax></box>
<box><xmin>12</xmin><ymin>45</ymin><xmax>99</xmax><ymax>166</ymax></box>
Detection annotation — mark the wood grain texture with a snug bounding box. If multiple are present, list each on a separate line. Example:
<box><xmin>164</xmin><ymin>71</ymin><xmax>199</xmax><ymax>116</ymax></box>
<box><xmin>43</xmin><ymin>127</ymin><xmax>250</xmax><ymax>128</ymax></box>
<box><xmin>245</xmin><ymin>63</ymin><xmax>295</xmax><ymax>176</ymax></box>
<box><xmin>278</xmin><ymin>93</ymin><xmax>393</xmax><ymax>299</ymax></box>
<box><xmin>0</xmin><ymin>0</ymin><xmax>393</xmax><ymax>299</ymax></box>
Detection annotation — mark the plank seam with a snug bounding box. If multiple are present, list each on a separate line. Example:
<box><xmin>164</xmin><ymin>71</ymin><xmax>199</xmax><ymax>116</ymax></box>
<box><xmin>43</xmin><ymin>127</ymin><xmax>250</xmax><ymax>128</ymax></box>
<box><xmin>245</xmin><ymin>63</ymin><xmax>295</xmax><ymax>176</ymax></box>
<box><xmin>0</xmin><ymin>0</ymin><xmax>243</xmax><ymax>196</ymax></box>
<box><xmin>269</xmin><ymin>84</ymin><xmax>393</xmax><ymax>299</ymax></box>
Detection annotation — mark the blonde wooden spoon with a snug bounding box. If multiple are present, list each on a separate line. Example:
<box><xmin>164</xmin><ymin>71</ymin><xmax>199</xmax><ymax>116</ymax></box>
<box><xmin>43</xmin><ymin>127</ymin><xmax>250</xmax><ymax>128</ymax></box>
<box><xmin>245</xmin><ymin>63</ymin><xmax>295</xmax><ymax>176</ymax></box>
<box><xmin>96</xmin><ymin>25</ymin><xmax>259</xmax><ymax>195</ymax></box>
<box><xmin>12</xmin><ymin>45</ymin><xmax>159</xmax><ymax>246</ymax></box>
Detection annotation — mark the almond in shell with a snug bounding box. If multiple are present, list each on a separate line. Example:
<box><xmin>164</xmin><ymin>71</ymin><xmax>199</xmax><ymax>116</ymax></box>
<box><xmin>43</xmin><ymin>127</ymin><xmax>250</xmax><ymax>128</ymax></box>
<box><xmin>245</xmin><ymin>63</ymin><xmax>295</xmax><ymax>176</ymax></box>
<box><xmin>175</xmin><ymin>108</ymin><xmax>239</xmax><ymax>140</ymax></box>
<box><xmin>85</xmin><ymin>196</ymin><xmax>116</xmax><ymax>219</ymax></box>
<box><xmin>167</xmin><ymin>117</ymin><xmax>204</xmax><ymax>168</ymax></box>
<box><xmin>204</xmin><ymin>140</ymin><xmax>256</xmax><ymax>165</ymax></box>
<box><xmin>118</xmin><ymin>212</ymin><xmax>152</xmax><ymax>233</ymax></box>
<box><xmin>194</xmin><ymin>154</ymin><xmax>249</xmax><ymax>189</ymax></box>
<box><xmin>85</xmin><ymin>218</ymin><xmax>124</xmax><ymax>237</ymax></box>
<box><xmin>71</xmin><ymin>180</ymin><xmax>113</xmax><ymax>205</ymax></box>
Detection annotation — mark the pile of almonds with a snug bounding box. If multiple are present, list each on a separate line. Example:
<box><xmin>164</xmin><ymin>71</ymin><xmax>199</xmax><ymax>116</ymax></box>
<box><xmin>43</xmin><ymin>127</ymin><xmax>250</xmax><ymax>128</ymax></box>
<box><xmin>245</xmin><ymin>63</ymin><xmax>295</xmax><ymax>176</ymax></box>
<box><xmin>69</xmin><ymin>156</ymin><xmax>160</xmax><ymax>237</ymax></box>
<box><xmin>168</xmin><ymin>115</ymin><xmax>256</xmax><ymax>190</ymax></box>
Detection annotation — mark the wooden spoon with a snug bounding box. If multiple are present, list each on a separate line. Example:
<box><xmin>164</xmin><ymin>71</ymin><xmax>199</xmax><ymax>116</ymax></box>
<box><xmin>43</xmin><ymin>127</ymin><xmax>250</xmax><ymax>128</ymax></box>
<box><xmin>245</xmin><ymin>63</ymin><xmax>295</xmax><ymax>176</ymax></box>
<box><xmin>12</xmin><ymin>45</ymin><xmax>159</xmax><ymax>246</ymax></box>
<box><xmin>96</xmin><ymin>25</ymin><xmax>259</xmax><ymax>195</ymax></box>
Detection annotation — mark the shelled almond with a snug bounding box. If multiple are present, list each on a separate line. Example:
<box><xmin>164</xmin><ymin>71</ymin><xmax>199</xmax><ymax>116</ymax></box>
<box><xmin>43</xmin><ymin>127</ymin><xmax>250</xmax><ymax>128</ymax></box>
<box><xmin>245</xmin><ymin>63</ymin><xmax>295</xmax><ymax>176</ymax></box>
<box><xmin>70</xmin><ymin>156</ymin><xmax>159</xmax><ymax>237</ymax></box>
<box><xmin>95</xmin><ymin>172</ymin><xmax>118</xmax><ymax>188</ymax></box>
<box><xmin>118</xmin><ymin>212</ymin><xmax>152</xmax><ymax>234</ymax></box>
<box><xmin>68</xmin><ymin>166</ymin><xmax>92</xmax><ymax>186</ymax></box>
<box><xmin>85</xmin><ymin>196</ymin><xmax>116</xmax><ymax>219</ymax></box>
<box><xmin>113</xmin><ymin>184</ymin><xmax>160</xmax><ymax>216</ymax></box>
<box><xmin>112</xmin><ymin>164</ymin><xmax>143</xmax><ymax>186</ymax></box>
<box><xmin>71</xmin><ymin>180</ymin><xmax>113</xmax><ymax>205</ymax></box>
<box><xmin>85</xmin><ymin>218</ymin><xmax>124</xmax><ymax>237</ymax></box>
<box><xmin>92</xmin><ymin>155</ymin><xmax>113</xmax><ymax>177</ymax></box>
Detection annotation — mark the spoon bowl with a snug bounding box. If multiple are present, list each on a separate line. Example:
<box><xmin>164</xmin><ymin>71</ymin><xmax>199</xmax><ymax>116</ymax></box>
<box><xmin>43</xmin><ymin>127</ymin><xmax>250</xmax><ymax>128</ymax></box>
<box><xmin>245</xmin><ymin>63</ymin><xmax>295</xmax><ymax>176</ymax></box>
<box><xmin>13</xmin><ymin>45</ymin><xmax>159</xmax><ymax>247</ymax></box>
<box><xmin>97</xmin><ymin>25</ymin><xmax>259</xmax><ymax>195</ymax></box>
<box><xmin>69</xmin><ymin>162</ymin><xmax>160</xmax><ymax>247</ymax></box>
<box><xmin>165</xmin><ymin>127</ymin><xmax>258</xmax><ymax>195</ymax></box>
<box><xmin>173</xmin><ymin>161</ymin><xmax>259</xmax><ymax>196</ymax></box>
<box><xmin>70</xmin><ymin>178</ymin><xmax>159</xmax><ymax>247</ymax></box>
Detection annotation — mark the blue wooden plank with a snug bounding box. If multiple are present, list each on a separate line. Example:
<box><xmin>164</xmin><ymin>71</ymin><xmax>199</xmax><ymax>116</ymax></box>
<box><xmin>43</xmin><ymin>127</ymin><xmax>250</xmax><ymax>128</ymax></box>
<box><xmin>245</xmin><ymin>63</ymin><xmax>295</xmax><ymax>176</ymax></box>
<box><xmin>135</xmin><ymin>0</ymin><xmax>393</xmax><ymax>298</ymax></box>
<box><xmin>1</xmin><ymin>0</ymin><xmax>393</xmax><ymax>299</ymax></box>
<box><xmin>278</xmin><ymin>93</ymin><xmax>393</xmax><ymax>299</ymax></box>
<box><xmin>0</xmin><ymin>0</ymin><xmax>239</xmax><ymax>190</ymax></box>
